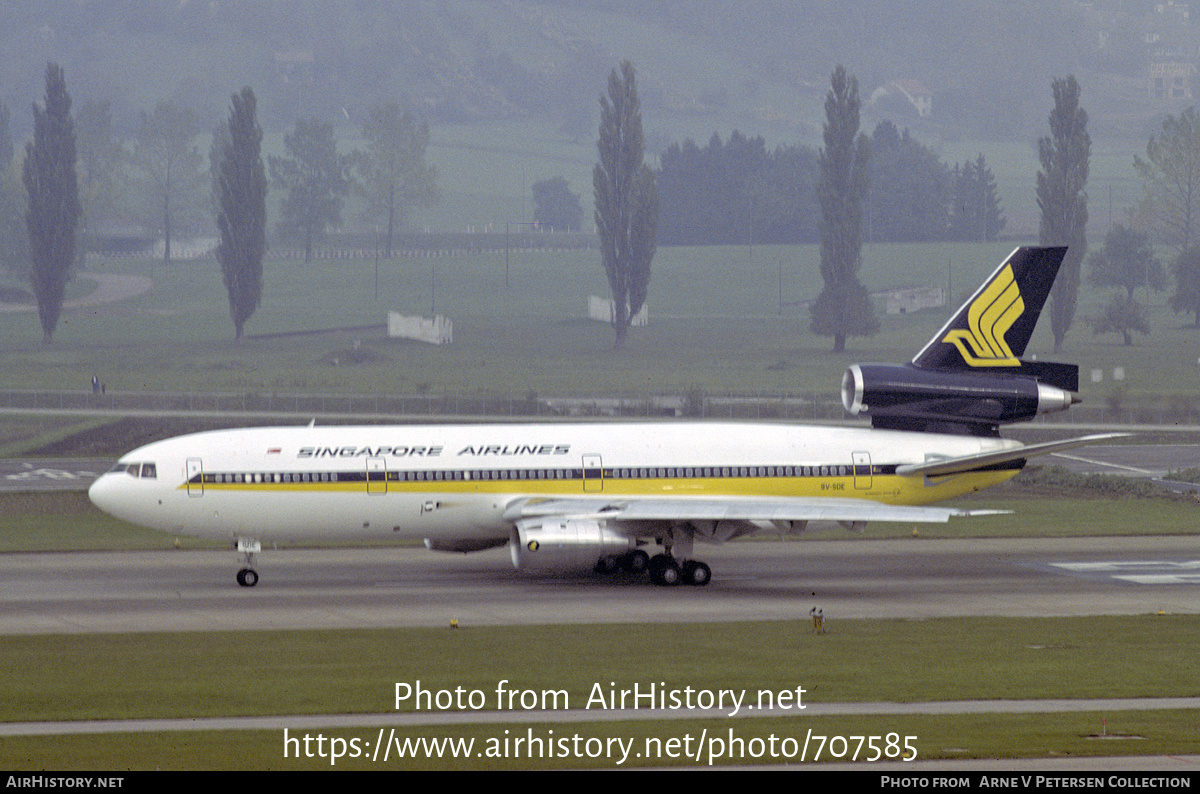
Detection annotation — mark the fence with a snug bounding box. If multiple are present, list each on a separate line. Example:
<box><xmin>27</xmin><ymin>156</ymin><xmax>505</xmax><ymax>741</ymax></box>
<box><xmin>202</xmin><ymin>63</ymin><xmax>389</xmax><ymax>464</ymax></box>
<box><xmin>1</xmin><ymin>386</ymin><xmax>1196</xmax><ymax>426</ymax></box>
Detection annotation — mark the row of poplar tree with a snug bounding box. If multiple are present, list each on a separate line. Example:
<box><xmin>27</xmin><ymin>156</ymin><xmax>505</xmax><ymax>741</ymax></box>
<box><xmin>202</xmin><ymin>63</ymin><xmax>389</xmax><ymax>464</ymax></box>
<box><xmin>808</xmin><ymin>68</ymin><xmax>1091</xmax><ymax>353</ymax></box>
<box><xmin>2</xmin><ymin>63</ymin><xmax>439</xmax><ymax>343</ymax></box>
<box><xmin>812</xmin><ymin>67</ymin><xmax>1200</xmax><ymax>355</ymax></box>
<box><xmin>11</xmin><ymin>65</ymin><xmax>270</xmax><ymax>343</ymax></box>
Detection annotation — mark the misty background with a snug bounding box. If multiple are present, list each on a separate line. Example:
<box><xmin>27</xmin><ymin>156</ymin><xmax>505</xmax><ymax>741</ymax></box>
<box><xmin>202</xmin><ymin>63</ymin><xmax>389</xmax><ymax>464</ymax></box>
<box><xmin>0</xmin><ymin>0</ymin><xmax>1190</xmax><ymax>243</ymax></box>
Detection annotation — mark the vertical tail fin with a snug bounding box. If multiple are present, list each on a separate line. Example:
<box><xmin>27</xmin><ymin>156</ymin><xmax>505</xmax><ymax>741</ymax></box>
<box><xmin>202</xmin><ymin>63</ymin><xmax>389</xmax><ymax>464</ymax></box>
<box><xmin>910</xmin><ymin>246</ymin><xmax>1076</xmax><ymax>391</ymax></box>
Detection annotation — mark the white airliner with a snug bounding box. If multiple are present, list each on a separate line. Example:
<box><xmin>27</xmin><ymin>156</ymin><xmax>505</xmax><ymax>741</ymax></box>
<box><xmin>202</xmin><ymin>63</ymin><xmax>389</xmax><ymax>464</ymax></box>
<box><xmin>89</xmin><ymin>247</ymin><xmax>1115</xmax><ymax>587</ymax></box>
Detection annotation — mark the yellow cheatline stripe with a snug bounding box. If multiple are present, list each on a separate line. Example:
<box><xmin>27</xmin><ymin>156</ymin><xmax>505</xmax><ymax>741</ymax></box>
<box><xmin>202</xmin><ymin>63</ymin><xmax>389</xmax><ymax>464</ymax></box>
<box><xmin>177</xmin><ymin>471</ymin><xmax>1018</xmax><ymax>507</ymax></box>
<box><xmin>941</xmin><ymin>264</ymin><xmax>1023</xmax><ymax>367</ymax></box>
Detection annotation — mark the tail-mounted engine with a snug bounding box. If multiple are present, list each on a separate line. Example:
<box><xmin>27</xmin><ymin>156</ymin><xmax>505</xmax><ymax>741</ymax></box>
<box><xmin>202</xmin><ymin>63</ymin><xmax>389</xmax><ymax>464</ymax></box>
<box><xmin>841</xmin><ymin>246</ymin><xmax>1085</xmax><ymax>436</ymax></box>
<box><xmin>842</xmin><ymin>362</ymin><xmax>1078</xmax><ymax>436</ymax></box>
<box><xmin>509</xmin><ymin>518</ymin><xmax>634</xmax><ymax>572</ymax></box>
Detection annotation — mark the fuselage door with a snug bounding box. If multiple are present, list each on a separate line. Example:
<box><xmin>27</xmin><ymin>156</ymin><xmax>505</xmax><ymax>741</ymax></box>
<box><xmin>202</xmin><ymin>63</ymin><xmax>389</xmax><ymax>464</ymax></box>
<box><xmin>186</xmin><ymin>458</ymin><xmax>204</xmax><ymax>497</ymax></box>
<box><xmin>852</xmin><ymin>451</ymin><xmax>872</xmax><ymax>490</ymax></box>
<box><xmin>582</xmin><ymin>454</ymin><xmax>603</xmax><ymax>492</ymax></box>
<box><xmin>367</xmin><ymin>456</ymin><xmax>387</xmax><ymax>494</ymax></box>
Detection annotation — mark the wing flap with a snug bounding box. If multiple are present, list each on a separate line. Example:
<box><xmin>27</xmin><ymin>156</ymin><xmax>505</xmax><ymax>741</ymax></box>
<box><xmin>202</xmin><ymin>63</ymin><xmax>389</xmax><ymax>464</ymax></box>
<box><xmin>505</xmin><ymin>496</ymin><xmax>1005</xmax><ymax>525</ymax></box>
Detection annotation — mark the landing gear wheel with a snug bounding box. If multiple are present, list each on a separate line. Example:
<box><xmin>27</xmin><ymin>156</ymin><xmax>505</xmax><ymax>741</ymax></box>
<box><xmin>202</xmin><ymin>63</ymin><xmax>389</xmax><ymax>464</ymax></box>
<box><xmin>682</xmin><ymin>560</ymin><xmax>711</xmax><ymax>587</ymax></box>
<box><xmin>234</xmin><ymin>538</ymin><xmax>261</xmax><ymax>588</ymax></box>
<box><xmin>622</xmin><ymin>549</ymin><xmax>650</xmax><ymax>574</ymax></box>
<box><xmin>649</xmin><ymin>554</ymin><xmax>681</xmax><ymax>586</ymax></box>
<box><xmin>595</xmin><ymin>555</ymin><xmax>621</xmax><ymax>575</ymax></box>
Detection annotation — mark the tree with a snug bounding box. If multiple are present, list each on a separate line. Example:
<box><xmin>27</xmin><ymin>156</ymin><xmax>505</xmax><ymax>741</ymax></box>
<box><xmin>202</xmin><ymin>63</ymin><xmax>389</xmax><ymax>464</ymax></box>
<box><xmin>358</xmin><ymin>103</ymin><xmax>438</xmax><ymax>256</ymax></box>
<box><xmin>655</xmin><ymin>132</ymin><xmax>819</xmax><ymax>246</ymax></box>
<box><xmin>868</xmin><ymin>121</ymin><xmax>951</xmax><ymax>243</ymax></box>
<box><xmin>812</xmin><ymin>65</ymin><xmax>876</xmax><ymax>352</ymax></box>
<box><xmin>1088</xmin><ymin>224</ymin><xmax>1165</xmax><ymax>300</ymax></box>
<box><xmin>532</xmin><ymin>176</ymin><xmax>583</xmax><ymax>231</ymax></box>
<box><xmin>1037</xmin><ymin>75</ymin><xmax>1090</xmax><ymax>352</ymax></box>
<box><xmin>214</xmin><ymin>87</ymin><xmax>267</xmax><ymax>341</ymax></box>
<box><xmin>130</xmin><ymin>101</ymin><xmax>206</xmax><ymax>267</ymax></box>
<box><xmin>952</xmin><ymin>154</ymin><xmax>1006</xmax><ymax>242</ymax></box>
<box><xmin>1134</xmin><ymin>107</ymin><xmax>1200</xmax><ymax>255</ymax></box>
<box><xmin>1090</xmin><ymin>292</ymin><xmax>1149</xmax><ymax>346</ymax></box>
<box><xmin>0</xmin><ymin>101</ymin><xmax>11</xmax><ymax>170</ymax></box>
<box><xmin>23</xmin><ymin>63</ymin><xmax>80</xmax><ymax>344</ymax></box>
<box><xmin>0</xmin><ymin>101</ymin><xmax>26</xmax><ymax>275</ymax></box>
<box><xmin>593</xmin><ymin>60</ymin><xmax>659</xmax><ymax>349</ymax></box>
<box><xmin>75</xmin><ymin>99</ymin><xmax>124</xmax><ymax>252</ymax></box>
<box><xmin>269</xmin><ymin>118</ymin><xmax>355</xmax><ymax>262</ymax></box>
<box><xmin>1171</xmin><ymin>247</ymin><xmax>1200</xmax><ymax>326</ymax></box>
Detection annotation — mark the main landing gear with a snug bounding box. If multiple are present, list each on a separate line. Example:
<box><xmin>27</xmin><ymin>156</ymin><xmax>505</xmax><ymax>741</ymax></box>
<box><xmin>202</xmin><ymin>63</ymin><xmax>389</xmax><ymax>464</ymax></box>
<box><xmin>597</xmin><ymin>549</ymin><xmax>712</xmax><ymax>587</ymax></box>
<box><xmin>235</xmin><ymin>538</ymin><xmax>261</xmax><ymax>588</ymax></box>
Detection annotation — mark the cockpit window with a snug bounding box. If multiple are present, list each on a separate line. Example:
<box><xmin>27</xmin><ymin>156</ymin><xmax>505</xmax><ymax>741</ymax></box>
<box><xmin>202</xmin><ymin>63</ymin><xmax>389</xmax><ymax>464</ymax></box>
<box><xmin>109</xmin><ymin>462</ymin><xmax>155</xmax><ymax>477</ymax></box>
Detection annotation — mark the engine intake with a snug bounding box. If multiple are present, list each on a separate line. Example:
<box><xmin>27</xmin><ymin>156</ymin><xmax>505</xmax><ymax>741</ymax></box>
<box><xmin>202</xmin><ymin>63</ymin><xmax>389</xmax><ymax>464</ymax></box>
<box><xmin>510</xmin><ymin>519</ymin><xmax>633</xmax><ymax>572</ymax></box>
<box><xmin>842</xmin><ymin>363</ymin><xmax>1077</xmax><ymax>435</ymax></box>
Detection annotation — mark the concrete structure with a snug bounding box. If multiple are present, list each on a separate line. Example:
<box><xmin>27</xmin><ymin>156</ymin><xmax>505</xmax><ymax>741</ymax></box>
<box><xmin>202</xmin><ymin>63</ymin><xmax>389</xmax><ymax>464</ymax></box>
<box><xmin>885</xmin><ymin>286</ymin><xmax>945</xmax><ymax>315</ymax></box>
<box><xmin>588</xmin><ymin>295</ymin><xmax>648</xmax><ymax>326</ymax></box>
<box><xmin>387</xmin><ymin>312</ymin><xmax>453</xmax><ymax>344</ymax></box>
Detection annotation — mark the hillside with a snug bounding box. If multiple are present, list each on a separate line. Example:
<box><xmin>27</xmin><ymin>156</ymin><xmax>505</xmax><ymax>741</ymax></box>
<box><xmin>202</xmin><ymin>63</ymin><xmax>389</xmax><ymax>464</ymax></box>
<box><xmin>0</xmin><ymin>1</ymin><xmax>1189</xmax><ymax>236</ymax></box>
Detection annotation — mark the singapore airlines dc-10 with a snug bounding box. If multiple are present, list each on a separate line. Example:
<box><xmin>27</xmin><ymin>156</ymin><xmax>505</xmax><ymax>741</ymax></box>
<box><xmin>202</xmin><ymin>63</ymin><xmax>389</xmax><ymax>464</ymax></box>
<box><xmin>89</xmin><ymin>247</ymin><xmax>1116</xmax><ymax>588</ymax></box>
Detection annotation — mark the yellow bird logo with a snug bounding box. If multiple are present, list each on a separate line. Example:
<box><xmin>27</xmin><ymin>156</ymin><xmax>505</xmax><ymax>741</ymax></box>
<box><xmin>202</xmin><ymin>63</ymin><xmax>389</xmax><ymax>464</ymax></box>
<box><xmin>941</xmin><ymin>264</ymin><xmax>1024</xmax><ymax>367</ymax></box>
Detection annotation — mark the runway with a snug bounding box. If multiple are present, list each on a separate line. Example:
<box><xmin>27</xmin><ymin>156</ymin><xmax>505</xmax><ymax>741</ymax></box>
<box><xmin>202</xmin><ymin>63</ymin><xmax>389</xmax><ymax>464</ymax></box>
<box><xmin>4</xmin><ymin>535</ymin><xmax>1198</xmax><ymax>635</ymax></box>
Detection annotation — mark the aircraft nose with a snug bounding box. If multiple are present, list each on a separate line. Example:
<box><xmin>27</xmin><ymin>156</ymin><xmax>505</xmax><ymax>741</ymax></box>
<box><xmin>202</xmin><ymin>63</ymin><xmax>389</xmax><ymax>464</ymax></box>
<box><xmin>88</xmin><ymin>473</ymin><xmax>123</xmax><ymax>518</ymax></box>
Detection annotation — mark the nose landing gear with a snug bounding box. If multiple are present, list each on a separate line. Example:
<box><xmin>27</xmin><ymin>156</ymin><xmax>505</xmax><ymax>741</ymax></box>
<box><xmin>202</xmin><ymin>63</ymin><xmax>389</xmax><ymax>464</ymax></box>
<box><xmin>235</xmin><ymin>538</ymin><xmax>261</xmax><ymax>587</ymax></box>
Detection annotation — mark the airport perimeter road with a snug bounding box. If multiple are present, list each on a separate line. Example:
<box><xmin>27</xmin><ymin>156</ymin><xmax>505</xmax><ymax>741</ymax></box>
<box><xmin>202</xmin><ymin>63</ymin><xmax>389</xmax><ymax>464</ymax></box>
<box><xmin>3</xmin><ymin>536</ymin><xmax>1198</xmax><ymax>634</ymax></box>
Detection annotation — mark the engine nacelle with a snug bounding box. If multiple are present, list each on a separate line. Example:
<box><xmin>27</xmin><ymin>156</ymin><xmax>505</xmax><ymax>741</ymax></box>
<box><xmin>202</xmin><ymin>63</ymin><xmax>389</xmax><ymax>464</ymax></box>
<box><xmin>842</xmin><ymin>363</ymin><xmax>1077</xmax><ymax>434</ymax></box>
<box><xmin>424</xmin><ymin>537</ymin><xmax>509</xmax><ymax>554</ymax></box>
<box><xmin>509</xmin><ymin>519</ymin><xmax>634</xmax><ymax>572</ymax></box>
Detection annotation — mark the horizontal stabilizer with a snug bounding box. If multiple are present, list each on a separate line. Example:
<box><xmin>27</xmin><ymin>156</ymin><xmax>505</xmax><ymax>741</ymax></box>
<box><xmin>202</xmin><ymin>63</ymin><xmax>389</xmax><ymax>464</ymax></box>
<box><xmin>894</xmin><ymin>433</ymin><xmax>1128</xmax><ymax>477</ymax></box>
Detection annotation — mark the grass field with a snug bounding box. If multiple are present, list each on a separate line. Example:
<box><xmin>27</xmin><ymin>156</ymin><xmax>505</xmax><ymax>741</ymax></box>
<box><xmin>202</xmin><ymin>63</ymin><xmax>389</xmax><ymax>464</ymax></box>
<box><xmin>3</xmin><ymin>615</ymin><xmax>1198</xmax><ymax>769</ymax></box>
<box><xmin>5</xmin><ymin>710</ymin><xmax>1198</xmax><ymax>769</ymax></box>
<box><xmin>2</xmin><ymin>239</ymin><xmax>1199</xmax><ymax>416</ymax></box>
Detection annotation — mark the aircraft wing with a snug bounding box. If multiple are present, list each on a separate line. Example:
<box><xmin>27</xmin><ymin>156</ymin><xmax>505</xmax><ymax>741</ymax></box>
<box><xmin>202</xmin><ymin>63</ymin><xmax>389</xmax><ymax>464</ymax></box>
<box><xmin>504</xmin><ymin>495</ymin><xmax>1005</xmax><ymax>525</ymax></box>
<box><xmin>894</xmin><ymin>433</ymin><xmax>1128</xmax><ymax>477</ymax></box>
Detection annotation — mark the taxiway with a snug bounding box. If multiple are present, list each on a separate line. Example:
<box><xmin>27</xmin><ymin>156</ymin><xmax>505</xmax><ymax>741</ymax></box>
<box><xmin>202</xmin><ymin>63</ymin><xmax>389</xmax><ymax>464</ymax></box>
<box><xmin>3</xmin><ymin>535</ymin><xmax>1198</xmax><ymax>635</ymax></box>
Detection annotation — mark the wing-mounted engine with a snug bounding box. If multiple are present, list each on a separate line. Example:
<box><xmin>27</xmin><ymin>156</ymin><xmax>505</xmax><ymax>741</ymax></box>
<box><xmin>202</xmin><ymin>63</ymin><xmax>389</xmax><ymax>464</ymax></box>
<box><xmin>842</xmin><ymin>362</ymin><xmax>1078</xmax><ymax>436</ymax></box>
<box><xmin>424</xmin><ymin>537</ymin><xmax>509</xmax><ymax>553</ymax></box>
<box><xmin>509</xmin><ymin>518</ymin><xmax>634</xmax><ymax>572</ymax></box>
<box><xmin>842</xmin><ymin>246</ymin><xmax>1082</xmax><ymax>436</ymax></box>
